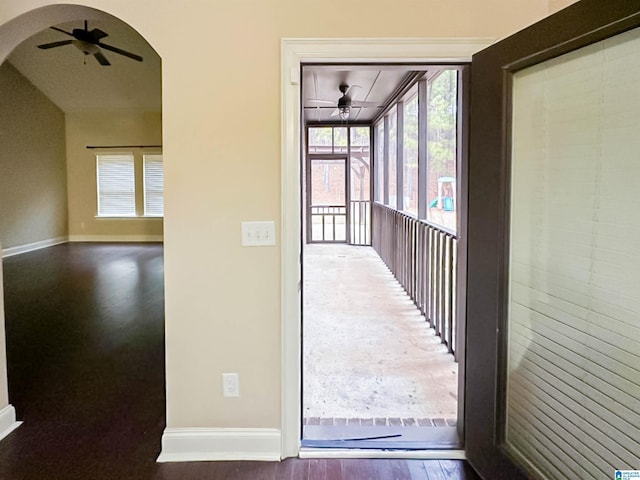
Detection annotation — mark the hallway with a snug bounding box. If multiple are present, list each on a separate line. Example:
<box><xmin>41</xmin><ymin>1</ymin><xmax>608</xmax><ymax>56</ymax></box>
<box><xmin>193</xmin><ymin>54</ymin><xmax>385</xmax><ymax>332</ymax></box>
<box><xmin>303</xmin><ymin>244</ymin><xmax>458</xmax><ymax>427</ymax></box>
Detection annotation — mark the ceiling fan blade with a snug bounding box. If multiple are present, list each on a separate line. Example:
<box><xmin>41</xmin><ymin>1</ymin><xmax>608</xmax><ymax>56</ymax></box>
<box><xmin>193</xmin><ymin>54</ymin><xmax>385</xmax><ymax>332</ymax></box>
<box><xmin>330</xmin><ymin>108</ymin><xmax>340</xmax><ymax>117</ymax></box>
<box><xmin>98</xmin><ymin>42</ymin><xmax>143</xmax><ymax>62</ymax></box>
<box><xmin>94</xmin><ymin>51</ymin><xmax>111</xmax><ymax>66</ymax></box>
<box><xmin>306</xmin><ymin>99</ymin><xmax>336</xmax><ymax>106</ymax></box>
<box><xmin>50</xmin><ymin>26</ymin><xmax>75</xmax><ymax>37</ymax></box>
<box><xmin>37</xmin><ymin>40</ymin><xmax>73</xmax><ymax>50</ymax></box>
<box><xmin>346</xmin><ymin>84</ymin><xmax>362</xmax><ymax>96</ymax></box>
<box><xmin>351</xmin><ymin>100</ymin><xmax>381</xmax><ymax>108</ymax></box>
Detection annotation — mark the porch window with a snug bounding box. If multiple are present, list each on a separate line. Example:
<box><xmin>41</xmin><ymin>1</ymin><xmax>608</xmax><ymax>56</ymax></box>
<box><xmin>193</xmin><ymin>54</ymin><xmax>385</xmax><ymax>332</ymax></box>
<box><xmin>375</xmin><ymin>122</ymin><xmax>384</xmax><ymax>202</ymax></box>
<box><xmin>386</xmin><ymin>107</ymin><xmax>397</xmax><ymax>208</ymax></box>
<box><xmin>426</xmin><ymin>70</ymin><xmax>458</xmax><ymax>231</ymax></box>
<box><xmin>308</xmin><ymin>127</ymin><xmax>333</xmax><ymax>154</ymax></box>
<box><xmin>403</xmin><ymin>91</ymin><xmax>419</xmax><ymax>216</ymax></box>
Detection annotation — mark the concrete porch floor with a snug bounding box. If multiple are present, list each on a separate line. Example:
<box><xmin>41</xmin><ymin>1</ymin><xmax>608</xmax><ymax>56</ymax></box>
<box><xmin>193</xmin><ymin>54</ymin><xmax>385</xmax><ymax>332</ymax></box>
<box><xmin>303</xmin><ymin>243</ymin><xmax>458</xmax><ymax>423</ymax></box>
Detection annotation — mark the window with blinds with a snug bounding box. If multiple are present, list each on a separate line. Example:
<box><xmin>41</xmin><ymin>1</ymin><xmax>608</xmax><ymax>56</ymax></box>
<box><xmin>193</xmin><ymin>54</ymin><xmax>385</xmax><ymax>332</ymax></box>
<box><xmin>143</xmin><ymin>154</ymin><xmax>164</xmax><ymax>216</ymax></box>
<box><xmin>96</xmin><ymin>154</ymin><xmax>136</xmax><ymax>216</ymax></box>
<box><xmin>506</xmin><ymin>27</ymin><xmax>640</xmax><ymax>480</ymax></box>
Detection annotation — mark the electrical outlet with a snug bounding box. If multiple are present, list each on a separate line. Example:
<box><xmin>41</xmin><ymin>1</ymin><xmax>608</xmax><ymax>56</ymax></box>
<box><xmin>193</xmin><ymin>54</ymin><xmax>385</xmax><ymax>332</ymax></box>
<box><xmin>222</xmin><ymin>373</ymin><xmax>239</xmax><ymax>397</ymax></box>
<box><xmin>241</xmin><ymin>221</ymin><xmax>276</xmax><ymax>246</ymax></box>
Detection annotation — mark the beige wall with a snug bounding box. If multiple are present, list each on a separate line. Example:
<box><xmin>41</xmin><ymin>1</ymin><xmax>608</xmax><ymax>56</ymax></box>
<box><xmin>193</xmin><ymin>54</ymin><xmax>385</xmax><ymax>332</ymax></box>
<box><xmin>65</xmin><ymin>110</ymin><xmax>163</xmax><ymax>240</ymax></box>
<box><xmin>0</xmin><ymin>0</ymin><xmax>552</xmax><ymax>428</ymax></box>
<box><xmin>0</xmin><ymin>62</ymin><xmax>67</xmax><ymax>251</ymax></box>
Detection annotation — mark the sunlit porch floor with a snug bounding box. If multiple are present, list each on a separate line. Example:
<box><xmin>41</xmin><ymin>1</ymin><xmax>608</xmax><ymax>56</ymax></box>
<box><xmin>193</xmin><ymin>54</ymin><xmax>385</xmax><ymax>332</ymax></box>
<box><xmin>303</xmin><ymin>243</ymin><xmax>458</xmax><ymax>432</ymax></box>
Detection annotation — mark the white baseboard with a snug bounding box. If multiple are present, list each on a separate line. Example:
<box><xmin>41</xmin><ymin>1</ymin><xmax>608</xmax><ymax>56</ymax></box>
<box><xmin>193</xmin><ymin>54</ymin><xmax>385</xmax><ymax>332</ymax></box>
<box><xmin>68</xmin><ymin>235</ymin><xmax>163</xmax><ymax>243</ymax></box>
<box><xmin>157</xmin><ymin>428</ymin><xmax>282</xmax><ymax>463</ymax></box>
<box><xmin>0</xmin><ymin>405</ymin><xmax>22</xmax><ymax>442</ymax></box>
<box><xmin>1</xmin><ymin>236</ymin><xmax>68</xmax><ymax>258</ymax></box>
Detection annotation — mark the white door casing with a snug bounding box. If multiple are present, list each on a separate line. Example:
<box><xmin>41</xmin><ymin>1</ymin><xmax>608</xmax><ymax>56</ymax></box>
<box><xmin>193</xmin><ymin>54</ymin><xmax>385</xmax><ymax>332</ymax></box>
<box><xmin>280</xmin><ymin>37</ymin><xmax>493</xmax><ymax>458</ymax></box>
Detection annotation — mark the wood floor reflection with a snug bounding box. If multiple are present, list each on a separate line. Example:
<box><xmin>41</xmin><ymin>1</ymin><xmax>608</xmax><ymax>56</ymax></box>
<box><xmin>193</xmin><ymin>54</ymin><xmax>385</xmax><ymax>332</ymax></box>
<box><xmin>0</xmin><ymin>243</ymin><xmax>165</xmax><ymax>479</ymax></box>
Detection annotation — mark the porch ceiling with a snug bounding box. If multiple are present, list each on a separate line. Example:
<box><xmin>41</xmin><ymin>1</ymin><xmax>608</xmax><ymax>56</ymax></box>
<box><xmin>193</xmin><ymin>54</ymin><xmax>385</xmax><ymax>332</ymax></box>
<box><xmin>302</xmin><ymin>65</ymin><xmax>425</xmax><ymax>124</ymax></box>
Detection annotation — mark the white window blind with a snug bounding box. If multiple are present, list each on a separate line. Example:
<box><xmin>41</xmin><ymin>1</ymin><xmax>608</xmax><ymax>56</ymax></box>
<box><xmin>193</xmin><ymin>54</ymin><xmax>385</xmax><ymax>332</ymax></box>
<box><xmin>143</xmin><ymin>154</ymin><xmax>164</xmax><ymax>216</ymax></box>
<box><xmin>507</xmin><ymin>27</ymin><xmax>640</xmax><ymax>480</ymax></box>
<box><xmin>96</xmin><ymin>154</ymin><xmax>135</xmax><ymax>216</ymax></box>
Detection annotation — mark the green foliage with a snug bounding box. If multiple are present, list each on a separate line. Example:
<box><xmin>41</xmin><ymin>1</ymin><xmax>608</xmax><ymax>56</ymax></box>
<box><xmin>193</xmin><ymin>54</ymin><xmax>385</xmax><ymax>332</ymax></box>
<box><xmin>403</xmin><ymin>94</ymin><xmax>419</xmax><ymax>165</ymax></box>
<box><xmin>350</xmin><ymin>126</ymin><xmax>370</xmax><ymax>146</ymax></box>
<box><xmin>333</xmin><ymin>127</ymin><xmax>348</xmax><ymax>147</ymax></box>
<box><xmin>428</xmin><ymin>70</ymin><xmax>457</xmax><ymax>176</ymax></box>
<box><xmin>308</xmin><ymin>126</ymin><xmax>371</xmax><ymax>149</ymax></box>
<box><xmin>308</xmin><ymin>127</ymin><xmax>332</xmax><ymax>146</ymax></box>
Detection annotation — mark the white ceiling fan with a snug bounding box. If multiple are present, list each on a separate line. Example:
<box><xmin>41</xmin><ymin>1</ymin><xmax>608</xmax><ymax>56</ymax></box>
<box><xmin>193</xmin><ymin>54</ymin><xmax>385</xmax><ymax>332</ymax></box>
<box><xmin>306</xmin><ymin>83</ymin><xmax>380</xmax><ymax>120</ymax></box>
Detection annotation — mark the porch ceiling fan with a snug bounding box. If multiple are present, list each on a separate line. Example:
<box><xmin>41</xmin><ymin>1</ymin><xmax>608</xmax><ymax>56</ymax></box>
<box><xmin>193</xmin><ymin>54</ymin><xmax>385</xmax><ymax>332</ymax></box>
<box><xmin>36</xmin><ymin>20</ymin><xmax>143</xmax><ymax>66</ymax></box>
<box><xmin>307</xmin><ymin>84</ymin><xmax>380</xmax><ymax>120</ymax></box>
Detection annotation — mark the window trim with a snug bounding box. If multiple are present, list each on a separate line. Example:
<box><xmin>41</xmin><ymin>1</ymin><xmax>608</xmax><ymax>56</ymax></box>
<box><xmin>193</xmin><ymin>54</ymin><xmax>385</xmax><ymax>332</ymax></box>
<box><xmin>95</xmin><ymin>150</ymin><xmax>164</xmax><ymax>219</ymax></box>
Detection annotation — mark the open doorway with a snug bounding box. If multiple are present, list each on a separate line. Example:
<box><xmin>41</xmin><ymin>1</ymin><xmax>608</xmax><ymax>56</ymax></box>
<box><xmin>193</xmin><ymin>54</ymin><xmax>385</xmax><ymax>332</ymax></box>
<box><xmin>0</xmin><ymin>6</ymin><xmax>165</xmax><ymax>477</ymax></box>
<box><xmin>301</xmin><ymin>64</ymin><xmax>465</xmax><ymax>449</ymax></box>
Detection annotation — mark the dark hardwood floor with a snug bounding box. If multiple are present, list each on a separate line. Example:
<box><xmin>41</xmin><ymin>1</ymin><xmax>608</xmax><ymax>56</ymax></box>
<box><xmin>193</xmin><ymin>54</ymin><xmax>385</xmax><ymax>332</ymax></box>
<box><xmin>155</xmin><ymin>458</ymin><xmax>481</xmax><ymax>479</ymax></box>
<box><xmin>0</xmin><ymin>243</ymin><xmax>480</xmax><ymax>479</ymax></box>
<box><xmin>0</xmin><ymin>243</ymin><xmax>165</xmax><ymax>479</ymax></box>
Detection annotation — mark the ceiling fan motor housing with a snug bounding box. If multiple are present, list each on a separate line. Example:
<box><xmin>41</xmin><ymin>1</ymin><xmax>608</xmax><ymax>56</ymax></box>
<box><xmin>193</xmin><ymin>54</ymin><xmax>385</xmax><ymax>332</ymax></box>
<box><xmin>338</xmin><ymin>95</ymin><xmax>351</xmax><ymax>108</ymax></box>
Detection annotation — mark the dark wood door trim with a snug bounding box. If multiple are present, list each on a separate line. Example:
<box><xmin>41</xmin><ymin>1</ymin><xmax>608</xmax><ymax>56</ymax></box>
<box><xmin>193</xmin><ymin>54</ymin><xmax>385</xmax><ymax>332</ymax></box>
<box><xmin>466</xmin><ymin>1</ymin><xmax>640</xmax><ymax>478</ymax></box>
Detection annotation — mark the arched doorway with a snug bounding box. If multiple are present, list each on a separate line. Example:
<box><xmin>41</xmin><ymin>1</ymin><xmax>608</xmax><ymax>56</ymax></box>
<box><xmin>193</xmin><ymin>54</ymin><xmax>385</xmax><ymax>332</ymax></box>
<box><xmin>0</xmin><ymin>5</ymin><xmax>165</xmax><ymax>477</ymax></box>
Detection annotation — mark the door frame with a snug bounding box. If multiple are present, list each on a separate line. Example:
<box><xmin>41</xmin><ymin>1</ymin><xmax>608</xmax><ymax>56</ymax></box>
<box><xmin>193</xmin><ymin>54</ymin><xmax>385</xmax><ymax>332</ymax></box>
<box><xmin>306</xmin><ymin>154</ymin><xmax>349</xmax><ymax>244</ymax></box>
<box><xmin>280</xmin><ymin>37</ymin><xmax>493</xmax><ymax>458</ymax></box>
<box><xmin>465</xmin><ymin>1</ymin><xmax>640</xmax><ymax>477</ymax></box>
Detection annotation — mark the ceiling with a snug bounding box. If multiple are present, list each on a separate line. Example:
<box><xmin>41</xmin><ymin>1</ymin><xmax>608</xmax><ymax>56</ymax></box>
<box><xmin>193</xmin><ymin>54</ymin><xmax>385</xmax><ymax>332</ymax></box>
<box><xmin>8</xmin><ymin>20</ymin><xmax>433</xmax><ymax>121</ymax></box>
<box><xmin>302</xmin><ymin>65</ymin><xmax>426</xmax><ymax>124</ymax></box>
<box><xmin>7</xmin><ymin>12</ymin><xmax>161</xmax><ymax>112</ymax></box>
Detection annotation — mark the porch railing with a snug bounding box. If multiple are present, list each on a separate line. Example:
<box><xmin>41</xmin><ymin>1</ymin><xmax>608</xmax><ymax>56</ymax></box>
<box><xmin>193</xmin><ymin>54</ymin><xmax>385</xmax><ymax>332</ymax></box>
<box><xmin>310</xmin><ymin>205</ymin><xmax>347</xmax><ymax>242</ymax></box>
<box><xmin>372</xmin><ymin>202</ymin><xmax>458</xmax><ymax>360</ymax></box>
<box><xmin>350</xmin><ymin>200</ymin><xmax>371</xmax><ymax>246</ymax></box>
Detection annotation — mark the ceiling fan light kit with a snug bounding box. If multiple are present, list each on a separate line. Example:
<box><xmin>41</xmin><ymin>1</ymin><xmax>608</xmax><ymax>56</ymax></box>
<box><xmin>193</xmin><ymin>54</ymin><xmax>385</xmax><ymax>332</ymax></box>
<box><xmin>337</xmin><ymin>83</ymin><xmax>352</xmax><ymax>120</ymax></box>
<box><xmin>36</xmin><ymin>20</ymin><xmax>143</xmax><ymax>66</ymax></box>
<box><xmin>338</xmin><ymin>106</ymin><xmax>350</xmax><ymax>120</ymax></box>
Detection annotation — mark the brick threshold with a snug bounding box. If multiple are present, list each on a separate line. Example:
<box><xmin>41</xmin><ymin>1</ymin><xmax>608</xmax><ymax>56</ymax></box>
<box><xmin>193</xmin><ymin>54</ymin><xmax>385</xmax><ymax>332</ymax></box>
<box><xmin>303</xmin><ymin>417</ymin><xmax>456</xmax><ymax>427</ymax></box>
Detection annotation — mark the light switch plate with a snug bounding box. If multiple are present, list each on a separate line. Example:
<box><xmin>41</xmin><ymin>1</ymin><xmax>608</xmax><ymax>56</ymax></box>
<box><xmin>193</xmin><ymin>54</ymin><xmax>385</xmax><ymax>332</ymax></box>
<box><xmin>241</xmin><ymin>221</ymin><xmax>276</xmax><ymax>246</ymax></box>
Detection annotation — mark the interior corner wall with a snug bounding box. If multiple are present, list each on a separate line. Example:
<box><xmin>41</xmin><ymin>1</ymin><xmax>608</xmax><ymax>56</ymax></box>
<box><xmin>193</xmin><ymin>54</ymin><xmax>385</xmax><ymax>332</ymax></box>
<box><xmin>0</xmin><ymin>62</ymin><xmax>68</xmax><ymax>251</ymax></box>
<box><xmin>65</xmin><ymin>110</ymin><xmax>163</xmax><ymax>241</ymax></box>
